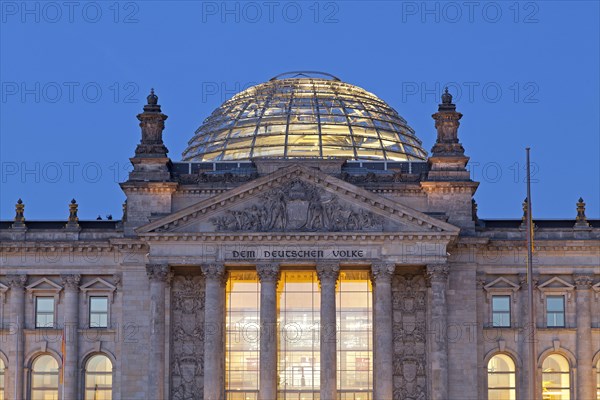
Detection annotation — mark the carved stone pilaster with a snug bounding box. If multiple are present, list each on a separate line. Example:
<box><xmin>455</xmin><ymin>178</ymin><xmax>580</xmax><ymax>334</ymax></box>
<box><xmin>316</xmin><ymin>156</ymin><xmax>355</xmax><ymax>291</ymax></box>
<box><xmin>256</xmin><ymin>263</ymin><xmax>280</xmax><ymax>283</ymax></box>
<box><xmin>574</xmin><ymin>274</ymin><xmax>593</xmax><ymax>290</ymax></box>
<box><xmin>372</xmin><ymin>262</ymin><xmax>396</xmax><ymax>399</ymax></box>
<box><xmin>316</xmin><ymin>262</ymin><xmax>340</xmax><ymax>284</ymax></box>
<box><xmin>7</xmin><ymin>274</ymin><xmax>27</xmax><ymax>288</ymax></box>
<box><xmin>425</xmin><ymin>264</ymin><xmax>449</xmax><ymax>287</ymax></box>
<box><xmin>146</xmin><ymin>264</ymin><xmax>171</xmax><ymax>282</ymax></box>
<box><xmin>61</xmin><ymin>274</ymin><xmax>81</xmax><ymax>291</ymax></box>
<box><xmin>201</xmin><ymin>263</ymin><xmax>227</xmax><ymax>284</ymax></box>
<box><xmin>371</xmin><ymin>262</ymin><xmax>396</xmax><ymax>283</ymax></box>
<box><xmin>170</xmin><ymin>275</ymin><xmax>205</xmax><ymax>400</ymax></box>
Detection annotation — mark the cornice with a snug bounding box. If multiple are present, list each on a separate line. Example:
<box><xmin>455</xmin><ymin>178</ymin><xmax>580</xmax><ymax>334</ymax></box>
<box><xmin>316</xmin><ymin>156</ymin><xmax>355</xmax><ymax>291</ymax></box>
<box><xmin>139</xmin><ymin>231</ymin><xmax>457</xmax><ymax>243</ymax></box>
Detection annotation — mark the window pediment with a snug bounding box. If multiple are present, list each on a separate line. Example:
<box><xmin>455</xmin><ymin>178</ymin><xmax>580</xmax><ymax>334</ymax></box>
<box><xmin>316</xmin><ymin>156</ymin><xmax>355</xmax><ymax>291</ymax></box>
<box><xmin>483</xmin><ymin>277</ymin><xmax>520</xmax><ymax>302</ymax></box>
<box><xmin>26</xmin><ymin>278</ymin><xmax>62</xmax><ymax>301</ymax></box>
<box><xmin>538</xmin><ymin>277</ymin><xmax>575</xmax><ymax>302</ymax></box>
<box><xmin>80</xmin><ymin>278</ymin><xmax>117</xmax><ymax>303</ymax></box>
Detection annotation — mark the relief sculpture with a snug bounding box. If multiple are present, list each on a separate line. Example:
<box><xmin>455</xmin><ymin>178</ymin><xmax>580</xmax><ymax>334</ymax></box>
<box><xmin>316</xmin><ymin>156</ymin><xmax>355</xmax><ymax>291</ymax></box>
<box><xmin>392</xmin><ymin>274</ymin><xmax>427</xmax><ymax>400</ymax></box>
<box><xmin>171</xmin><ymin>275</ymin><xmax>205</xmax><ymax>400</ymax></box>
<box><xmin>210</xmin><ymin>179</ymin><xmax>384</xmax><ymax>232</ymax></box>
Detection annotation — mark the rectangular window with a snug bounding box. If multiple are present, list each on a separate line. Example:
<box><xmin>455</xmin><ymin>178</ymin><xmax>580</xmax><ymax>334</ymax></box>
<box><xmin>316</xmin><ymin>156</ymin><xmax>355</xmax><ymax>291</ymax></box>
<box><xmin>491</xmin><ymin>295</ymin><xmax>511</xmax><ymax>327</ymax></box>
<box><xmin>225</xmin><ymin>271</ymin><xmax>260</xmax><ymax>400</ymax></box>
<box><xmin>89</xmin><ymin>297</ymin><xmax>109</xmax><ymax>328</ymax></box>
<box><xmin>547</xmin><ymin>295</ymin><xmax>565</xmax><ymax>327</ymax></box>
<box><xmin>337</xmin><ymin>271</ymin><xmax>373</xmax><ymax>398</ymax></box>
<box><xmin>35</xmin><ymin>297</ymin><xmax>54</xmax><ymax>328</ymax></box>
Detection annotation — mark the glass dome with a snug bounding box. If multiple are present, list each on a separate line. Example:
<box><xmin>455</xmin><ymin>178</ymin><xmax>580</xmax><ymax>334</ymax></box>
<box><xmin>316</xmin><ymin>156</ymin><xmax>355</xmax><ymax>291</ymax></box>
<box><xmin>182</xmin><ymin>72</ymin><xmax>427</xmax><ymax>162</ymax></box>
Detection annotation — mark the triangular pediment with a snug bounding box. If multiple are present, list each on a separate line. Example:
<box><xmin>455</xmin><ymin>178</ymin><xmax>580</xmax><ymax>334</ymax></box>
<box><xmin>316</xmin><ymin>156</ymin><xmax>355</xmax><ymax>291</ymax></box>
<box><xmin>484</xmin><ymin>277</ymin><xmax>520</xmax><ymax>291</ymax></box>
<box><xmin>80</xmin><ymin>278</ymin><xmax>116</xmax><ymax>292</ymax></box>
<box><xmin>26</xmin><ymin>278</ymin><xmax>62</xmax><ymax>292</ymax></box>
<box><xmin>138</xmin><ymin>164</ymin><xmax>459</xmax><ymax>236</ymax></box>
<box><xmin>538</xmin><ymin>277</ymin><xmax>574</xmax><ymax>290</ymax></box>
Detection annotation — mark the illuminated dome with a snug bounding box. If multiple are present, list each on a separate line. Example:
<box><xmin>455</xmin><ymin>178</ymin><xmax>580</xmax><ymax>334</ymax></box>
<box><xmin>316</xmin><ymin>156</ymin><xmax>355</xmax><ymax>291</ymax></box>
<box><xmin>182</xmin><ymin>72</ymin><xmax>428</xmax><ymax>161</ymax></box>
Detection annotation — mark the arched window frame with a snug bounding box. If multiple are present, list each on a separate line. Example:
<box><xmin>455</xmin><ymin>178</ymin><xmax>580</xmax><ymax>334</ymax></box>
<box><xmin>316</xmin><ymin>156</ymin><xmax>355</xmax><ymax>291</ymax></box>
<box><xmin>484</xmin><ymin>351</ymin><xmax>518</xmax><ymax>400</ymax></box>
<box><xmin>0</xmin><ymin>351</ymin><xmax>8</xmax><ymax>400</ymax></box>
<box><xmin>592</xmin><ymin>350</ymin><xmax>600</xmax><ymax>400</ymax></box>
<box><xmin>539</xmin><ymin>351</ymin><xmax>574</xmax><ymax>400</ymax></box>
<box><xmin>81</xmin><ymin>351</ymin><xmax>116</xmax><ymax>400</ymax></box>
<box><xmin>28</xmin><ymin>352</ymin><xmax>61</xmax><ymax>400</ymax></box>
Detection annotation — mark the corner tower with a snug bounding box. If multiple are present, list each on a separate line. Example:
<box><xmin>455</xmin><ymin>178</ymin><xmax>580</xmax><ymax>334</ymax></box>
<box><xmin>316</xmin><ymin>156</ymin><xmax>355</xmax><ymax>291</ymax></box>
<box><xmin>422</xmin><ymin>89</ymin><xmax>479</xmax><ymax>230</ymax></box>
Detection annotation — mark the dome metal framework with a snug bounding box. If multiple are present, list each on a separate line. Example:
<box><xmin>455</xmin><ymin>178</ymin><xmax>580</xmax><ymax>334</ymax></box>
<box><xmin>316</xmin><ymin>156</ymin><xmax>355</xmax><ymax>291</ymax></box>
<box><xmin>182</xmin><ymin>72</ymin><xmax>428</xmax><ymax>162</ymax></box>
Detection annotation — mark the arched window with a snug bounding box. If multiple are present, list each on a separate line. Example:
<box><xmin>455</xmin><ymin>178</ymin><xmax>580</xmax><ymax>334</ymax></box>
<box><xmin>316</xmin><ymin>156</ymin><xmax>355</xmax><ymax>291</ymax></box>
<box><xmin>0</xmin><ymin>358</ymin><xmax>5</xmax><ymax>400</ymax></box>
<box><xmin>31</xmin><ymin>355</ymin><xmax>59</xmax><ymax>400</ymax></box>
<box><xmin>596</xmin><ymin>359</ymin><xmax>600</xmax><ymax>400</ymax></box>
<box><xmin>542</xmin><ymin>354</ymin><xmax>570</xmax><ymax>400</ymax></box>
<box><xmin>84</xmin><ymin>355</ymin><xmax>113</xmax><ymax>400</ymax></box>
<box><xmin>487</xmin><ymin>354</ymin><xmax>516</xmax><ymax>400</ymax></box>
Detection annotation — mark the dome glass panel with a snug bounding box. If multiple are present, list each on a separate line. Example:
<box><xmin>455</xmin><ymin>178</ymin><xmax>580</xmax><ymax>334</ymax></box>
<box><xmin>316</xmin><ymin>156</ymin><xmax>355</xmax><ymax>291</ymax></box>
<box><xmin>182</xmin><ymin>72</ymin><xmax>428</xmax><ymax>161</ymax></box>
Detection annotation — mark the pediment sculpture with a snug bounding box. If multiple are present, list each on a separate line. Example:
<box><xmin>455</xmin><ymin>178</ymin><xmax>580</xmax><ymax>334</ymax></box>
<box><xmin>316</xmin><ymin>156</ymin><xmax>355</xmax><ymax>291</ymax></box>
<box><xmin>210</xmin><ymin>180</ymin><xmax>384</xmax><ymax>232</ymax></box>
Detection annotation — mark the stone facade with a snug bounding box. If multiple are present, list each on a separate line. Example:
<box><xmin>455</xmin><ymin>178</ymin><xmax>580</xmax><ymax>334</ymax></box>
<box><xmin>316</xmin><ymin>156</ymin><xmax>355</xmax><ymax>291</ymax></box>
<box><xmin>0</xmin><ymin>82</ymin><xmax>599</xmax><ymax>400</ymax></box>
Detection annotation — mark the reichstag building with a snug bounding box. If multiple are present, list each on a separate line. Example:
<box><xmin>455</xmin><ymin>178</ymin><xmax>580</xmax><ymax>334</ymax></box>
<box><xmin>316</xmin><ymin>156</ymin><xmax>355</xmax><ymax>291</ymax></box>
<box><xmin>1</xmin><ymin>72</ymin><xmax>598</xmax><ymax>400</ymax></box>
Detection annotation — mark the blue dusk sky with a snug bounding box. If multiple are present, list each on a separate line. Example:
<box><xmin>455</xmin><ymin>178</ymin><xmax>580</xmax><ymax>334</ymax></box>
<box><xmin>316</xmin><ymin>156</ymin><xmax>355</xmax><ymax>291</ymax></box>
<box><xmin>1</xmin><ymin>1</ymin><xmax>598</xmax><ymax>220</ymax></box>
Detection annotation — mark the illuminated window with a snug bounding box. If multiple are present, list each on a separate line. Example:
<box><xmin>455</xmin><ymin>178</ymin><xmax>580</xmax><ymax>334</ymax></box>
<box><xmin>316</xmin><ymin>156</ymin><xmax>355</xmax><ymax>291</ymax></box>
<box><xmin>596</xmin><ymin>359</ymin><xmax>600</xmax><ymax>400</ymax></box>
<box><xmin>35</xmin><ymin>297</ymin><xmax>54</xmax><ymax>328</ymax></box>
<box><xmin>89</xmin><ymin>297</ymin><xmax>109</xmax><ymax>328</ymax></box>
<box><xmin>491</xmin><ymin>296</ymin><xmax>511</xmax><ymax>327</ymax></box>
<box><xmin>84</xmin><ymin>355</ymin><xmax>113</xmax><ymax>400</ymax></box>
<box><xmin>0</xmin><ymin>358</ymin><xmax>4</xmax><ymax>400</ymax></box>
<box><xmin>542</xmin><ymin>354</ymin><xmax>570</xmax><ymax>400</ymax></box>
<box><xmin>226</xmin><ymin>271</ymin><xmax>260</xmax><ymax>400</ymax></box>
<box><xmin>31</xmin><ymin>355</ymin><xmax>59</xmax><ymax>400</ymax></box>
<box><xmin>278</xmin><ymin>271</ymin><xmax>320</xmax><ymax>399</ymax></box>
<box><xmin>546</xmin><ymin>296</ymin><xmax>565</xmax><ymax>327</ymax></box>
<box><xmin>337</xmin><ymin>271</ymin><xmax>372</xmax><ymax>400</ymax></box>
<box><xmin>487</xmin><ymin>354</ymin><xmax>516</xmax><ymax>400</ymax></box>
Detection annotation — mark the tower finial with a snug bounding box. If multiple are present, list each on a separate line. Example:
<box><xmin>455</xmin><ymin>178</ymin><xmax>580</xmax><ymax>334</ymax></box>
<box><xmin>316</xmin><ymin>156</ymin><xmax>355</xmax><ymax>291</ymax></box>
<box><xmin>66</xmin><ymin>198</ymin><xmax>80</xmax><ymax>230</ymax></box>
<box><xmin>146</xmin><ymin>88</ymin><xmax>159</xmax><ymax>106</ymax></box>
<box><xmin>575</xmin><ymin>197</ymin><xmax>590</xmax><ymax>228</ymax></box>
<box><xmin>12</xmin><ymin>198</ymin><xmax>26</xmax><ymax>229</ymax></box>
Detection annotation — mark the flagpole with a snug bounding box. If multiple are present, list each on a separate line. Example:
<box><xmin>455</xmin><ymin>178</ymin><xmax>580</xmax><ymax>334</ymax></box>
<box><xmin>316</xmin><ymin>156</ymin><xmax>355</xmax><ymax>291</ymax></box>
<box><xmin>526</xmin><ymin>147</ymin><xmax>537</xmax><ymax>399</ymax></box>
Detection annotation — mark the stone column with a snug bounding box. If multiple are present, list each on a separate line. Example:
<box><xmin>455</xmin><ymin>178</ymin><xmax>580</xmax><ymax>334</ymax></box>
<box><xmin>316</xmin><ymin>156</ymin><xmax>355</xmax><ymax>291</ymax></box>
<box><xmin>426</xmin><ymin>264</ymin><xmax>449</xmax><ymax>400</ymax></box>
<box><xmin>7</xmin><ymin>274</ymin><xmax>26</xmax><ymax>400</ymax></box>
<box><xmin>574</xmin><ymin>275</ymin><xmax>594</xmax><ymax>400</ymax></box>
<box><xmin>371</xmin><ymin>263</ymin><xmax>395</xmax><ymax>400</ymax></box>
<box><xmin>146</xmin><ymin>264</ymin><xmax>170</xmax><ymax>400</ymax></box>
<box><xmin>316</xmin><ymin>263</ymin><xmax>339</xmax><ymax>400</ymax></box>
<box><xmin>201</xmin><ymin>264</ymin><xmax>227</xmax><ymax>400</ymax></box>
<box><xmin>257</xmin><ymin>263</ymin><xmax>280</xmax><ymax>399</ymax></box>
<box><xmin>61</xmin><ymin>274</ymin><xmax>81</xmax><ymax>399</ymax></box>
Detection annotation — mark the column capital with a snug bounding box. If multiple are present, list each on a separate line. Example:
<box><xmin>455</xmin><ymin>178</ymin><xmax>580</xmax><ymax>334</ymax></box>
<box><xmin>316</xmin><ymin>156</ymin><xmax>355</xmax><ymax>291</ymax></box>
<box><xmin>146</xmin><ymin>264</ymin><xmax>171</xmax><ymax>282</ymax></box>
<box><xmin>7</xmin><ymin>274</ymin><xmax>27</xmax><ymax>288</ymax></box>
<box><xmin>201</xmin><ymin>263</ymin><xmax>227</xmax><ymax>282</ymax></box>
<box><xmin>257</xmin><ymin>263</ymin><xmax>280</xmax><ymax>283</ymax></box>
<box><xmin>574</xmin><ymin>274</ymin><xmax>594</xmax><ymax>290</ymax></box>
<box><xmin>61</xmin><ymin>274</ymin><xmax>81</xmax><ymax>291</ymax></box>
<box><xmin>425</xmin><ymin>264</ymin><xmax>449</xmax><ymax>287</ymax></box>
<box><xmin>370</xmin><ymin>263</ymin><xmax>396</xmax><ymax>283</ymax></box>
<box><xmin>316</xmin><ymin>262</ymin><xmax>340</xmax><ymax>283</ymax></box>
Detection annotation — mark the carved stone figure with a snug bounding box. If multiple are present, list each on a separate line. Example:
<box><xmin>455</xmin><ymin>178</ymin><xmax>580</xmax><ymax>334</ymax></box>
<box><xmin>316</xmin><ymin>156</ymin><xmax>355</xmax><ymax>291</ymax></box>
<box><xmin>211</xmin><ymin>180</ymin><xmax>384</xmax><ymax>232</ymax></box>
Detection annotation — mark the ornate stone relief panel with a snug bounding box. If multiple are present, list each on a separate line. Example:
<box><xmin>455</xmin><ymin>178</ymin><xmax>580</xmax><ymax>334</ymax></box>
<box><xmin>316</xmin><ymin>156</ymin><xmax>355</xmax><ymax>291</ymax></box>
<box><xmin>171</xmin><ymin>275</ymin><xmax>205</xmax><ymax>400</ymax></box>
<box><xmin>392</xmin><ymin>273</ymin><xmax>427</xmax><ymax>400</ymax></box>
<box><xmin>210</xmin><ymin>179</ymin><xmax>384</xmax><ymax>232</ymax></box>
